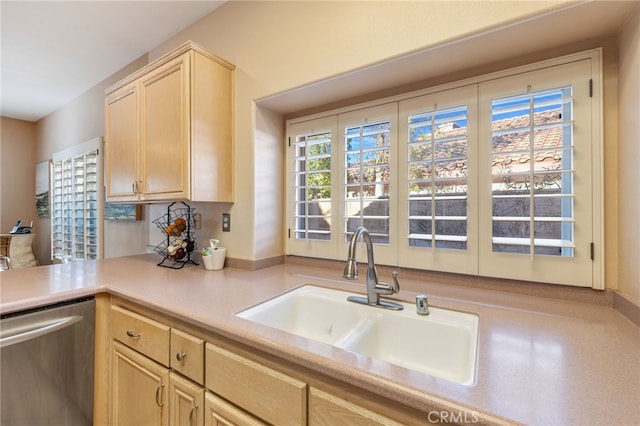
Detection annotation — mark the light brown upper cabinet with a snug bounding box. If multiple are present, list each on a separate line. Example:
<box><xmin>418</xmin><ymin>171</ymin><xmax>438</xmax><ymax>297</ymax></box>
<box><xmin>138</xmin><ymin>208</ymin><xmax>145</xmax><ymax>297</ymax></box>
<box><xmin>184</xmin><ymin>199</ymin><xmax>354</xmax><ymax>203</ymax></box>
<box><xmin>105</xmin><ymin>41</ymin><xmax>234</xmax><ymax>203</ymax></box>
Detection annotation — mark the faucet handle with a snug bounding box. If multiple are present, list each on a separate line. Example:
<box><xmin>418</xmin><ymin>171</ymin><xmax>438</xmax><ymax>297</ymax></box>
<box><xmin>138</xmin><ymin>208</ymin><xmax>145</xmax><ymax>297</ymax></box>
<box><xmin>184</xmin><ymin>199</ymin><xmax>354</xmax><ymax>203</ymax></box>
<box><xmin>391</xmin><ymin>271</ymin><xmax>400</xmax><ymax>294</ymax></box>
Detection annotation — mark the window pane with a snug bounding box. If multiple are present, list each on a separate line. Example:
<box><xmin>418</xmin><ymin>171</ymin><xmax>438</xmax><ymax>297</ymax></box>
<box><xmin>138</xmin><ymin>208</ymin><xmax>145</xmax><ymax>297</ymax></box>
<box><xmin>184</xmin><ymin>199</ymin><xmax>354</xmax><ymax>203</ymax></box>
<box><xmin>491</xmin><ymin>87</ymin><xmax>574</xmax><ymax>256</ymax></box>
<box><xmin>343</xmin><ymin>121</ymin><xmax>391</xmax><ymax>244</ymax></box>
<box><xmin>407</xmin><ymin>105</ymin><xmax>468</xmax><ymax>250</ymax></box>
<box><xmin>293</xmin><ymin>130</ymin><xmax>332</xmax><ymax>241</ymax></box>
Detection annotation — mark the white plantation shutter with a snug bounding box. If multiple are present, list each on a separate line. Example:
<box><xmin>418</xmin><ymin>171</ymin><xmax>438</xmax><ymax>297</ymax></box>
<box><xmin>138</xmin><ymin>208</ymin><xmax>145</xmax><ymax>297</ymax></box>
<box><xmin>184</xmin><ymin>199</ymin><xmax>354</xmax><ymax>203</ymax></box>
<box><xmin>286</xmin><ymin>116</ymin><xmax>339</xmax><ymax>259</ymax></box>
<box><xmin>286</xmin><ymin>51</ymin><xmax>602</xmax><ymax>288</ymax></box>
<box><xmin>337</xmin><ymin>103</ymin><xmax>398</xmax><ymax>266</ymax></box>
<box><xmin>51</xmin><ymin>138</ymin><xmax>103</xmax><ymax>262</ymax></box>
<box><xmin>398</xmin><ymin>84</ymin><xmax>478</xmax><ymax>274</ymax></box>
<box><xmin>478</xmin><ymin>59</ymin><xmax>598</xmax><ymax>287</ymax></box>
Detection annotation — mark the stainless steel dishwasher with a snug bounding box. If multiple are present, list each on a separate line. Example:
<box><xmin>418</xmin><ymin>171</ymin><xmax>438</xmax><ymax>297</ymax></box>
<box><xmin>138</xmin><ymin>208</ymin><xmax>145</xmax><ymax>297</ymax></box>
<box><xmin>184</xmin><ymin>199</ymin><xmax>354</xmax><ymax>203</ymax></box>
<box><xmin>1</xmin><ymin>297</ymin><xmax>95</xmax><ymax>425</ymax></box>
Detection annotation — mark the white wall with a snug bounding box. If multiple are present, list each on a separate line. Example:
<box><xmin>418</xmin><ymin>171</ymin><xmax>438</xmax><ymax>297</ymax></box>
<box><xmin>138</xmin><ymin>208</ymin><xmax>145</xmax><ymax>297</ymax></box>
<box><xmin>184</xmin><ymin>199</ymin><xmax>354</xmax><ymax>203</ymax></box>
<box><xmin>617</xmin><ymin>6</ymin><xmax>640</xmax><ymax>303</ymax></box>
<box><xmin>0</xmin><ymin>117</ymin><xmax>37</xmax><ymax>240</ymax></box>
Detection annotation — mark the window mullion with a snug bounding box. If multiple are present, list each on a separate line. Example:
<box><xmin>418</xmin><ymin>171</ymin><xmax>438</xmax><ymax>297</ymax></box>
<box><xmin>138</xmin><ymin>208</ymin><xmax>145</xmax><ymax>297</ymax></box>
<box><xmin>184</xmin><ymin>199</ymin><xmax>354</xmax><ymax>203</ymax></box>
<box><xmin>429</xmin><ymin>105</ymin><xmax>436</xmax><ymax>253</ymax></box>
<box><xmin>528</xmin><ymin>92</ymin><xmax>535</xmax><ymax>262</ymax></box>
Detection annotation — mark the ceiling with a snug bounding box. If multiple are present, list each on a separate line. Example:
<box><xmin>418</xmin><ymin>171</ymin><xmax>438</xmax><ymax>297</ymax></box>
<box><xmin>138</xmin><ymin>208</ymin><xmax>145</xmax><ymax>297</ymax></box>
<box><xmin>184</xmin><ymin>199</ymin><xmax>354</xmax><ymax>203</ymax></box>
<box><xmin>1</xmin><ymin>1</ymin><xmax>226</xmax><ymax>122</ymax></box>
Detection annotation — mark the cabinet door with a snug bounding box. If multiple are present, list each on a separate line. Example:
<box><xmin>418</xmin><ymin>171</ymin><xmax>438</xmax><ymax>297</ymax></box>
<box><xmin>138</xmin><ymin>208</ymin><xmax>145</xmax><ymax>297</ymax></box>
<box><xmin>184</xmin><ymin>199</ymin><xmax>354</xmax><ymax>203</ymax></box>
<box><xmin>203</xmin><ymin>392</ymin><xmax>267</xmax><ymax>426</ymax></box>
<box><xmin>105</xmin><ymin>83</ymin><xmax>139</xmax><ymax>202</ymax></box>
<box><xmin>111</xmin><ymin>341</ymin><xmax>169</xmax><ymax>426</ymax></box>
<box><xmin>139</xmin><ymin>53</ymin><xmax>190</xmax><ymax>201</ymax></box>
<box><xmin>169</xmin><ymin>372</ymin><xmax>204</xmax><ymax>426</ymax></box>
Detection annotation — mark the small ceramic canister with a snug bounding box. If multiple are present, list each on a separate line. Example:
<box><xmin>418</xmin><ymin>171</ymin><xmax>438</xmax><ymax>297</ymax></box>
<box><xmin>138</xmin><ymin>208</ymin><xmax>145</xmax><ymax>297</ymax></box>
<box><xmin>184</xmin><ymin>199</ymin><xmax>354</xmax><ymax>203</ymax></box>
<box><xmin>202</xmin><ymin>239</ymin><xmax>226</xmax><ymax>270</ymax></box>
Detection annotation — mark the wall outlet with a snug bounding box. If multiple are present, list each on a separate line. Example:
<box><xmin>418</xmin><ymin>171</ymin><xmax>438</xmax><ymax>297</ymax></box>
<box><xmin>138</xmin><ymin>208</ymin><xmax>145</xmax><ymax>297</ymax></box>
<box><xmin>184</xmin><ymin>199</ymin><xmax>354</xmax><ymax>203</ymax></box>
<box><xmin>222</xmin><ymin>213</ymin><xmax>231</xmax><ymax>232</ymax></box>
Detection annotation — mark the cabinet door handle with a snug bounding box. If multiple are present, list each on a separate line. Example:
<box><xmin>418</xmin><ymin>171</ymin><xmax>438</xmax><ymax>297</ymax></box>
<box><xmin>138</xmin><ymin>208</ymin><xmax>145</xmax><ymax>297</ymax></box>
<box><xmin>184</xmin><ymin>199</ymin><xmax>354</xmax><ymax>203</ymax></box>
<box><xmin>132</xmin><ymin>182</ymin><xmax>137</xmax><ymax>194</ymax></box>
<box><xmin>126</xmin><ymin>329</ymin><xmax>141</xmax><ymax>338</ymax></box>
<box><xmin>176</xmin><ymin>351</ymin><xmax>187</xmax><ymax>362</ymax></box>
<box><xmin>189</xmin><ymin>404</ymin><xmax>199</xmax><ymax>426</ymax></box>
<box><xmin>155</xmin><ymin>384</ymin><xmax>165</xmax><ymax>407</ymax></box>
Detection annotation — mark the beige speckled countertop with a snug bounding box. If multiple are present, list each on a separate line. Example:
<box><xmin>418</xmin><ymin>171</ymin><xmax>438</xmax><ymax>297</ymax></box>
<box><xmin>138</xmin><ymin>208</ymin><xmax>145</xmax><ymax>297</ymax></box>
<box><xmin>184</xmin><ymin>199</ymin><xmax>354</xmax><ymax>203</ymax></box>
<box><xmin>1</xmin><ymin>254</ymin><xmax>639</xmax><ymax>425</ymax></box>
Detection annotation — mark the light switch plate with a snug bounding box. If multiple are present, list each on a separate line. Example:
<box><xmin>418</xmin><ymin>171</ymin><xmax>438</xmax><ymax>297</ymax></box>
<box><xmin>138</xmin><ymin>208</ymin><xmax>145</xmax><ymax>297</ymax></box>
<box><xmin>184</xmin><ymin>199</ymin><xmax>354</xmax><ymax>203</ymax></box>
<box><xmin>222</xmin><ymin>213</ymin><xmax>231</xmax><ymax>232</ymax></box>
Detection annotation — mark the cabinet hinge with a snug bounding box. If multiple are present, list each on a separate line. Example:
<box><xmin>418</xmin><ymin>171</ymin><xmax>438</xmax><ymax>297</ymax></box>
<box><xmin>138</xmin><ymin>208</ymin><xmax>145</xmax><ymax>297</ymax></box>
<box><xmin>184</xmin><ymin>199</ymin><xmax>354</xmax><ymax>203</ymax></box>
<box><xmin>590</xmin><ymin>242</ymin><xmax>595</xmax><ymax>260</ymax></box>
<box><xmin>589</xmin><ymin>79</ymin><xmax>593</xmax><ymax>98</ymax></box>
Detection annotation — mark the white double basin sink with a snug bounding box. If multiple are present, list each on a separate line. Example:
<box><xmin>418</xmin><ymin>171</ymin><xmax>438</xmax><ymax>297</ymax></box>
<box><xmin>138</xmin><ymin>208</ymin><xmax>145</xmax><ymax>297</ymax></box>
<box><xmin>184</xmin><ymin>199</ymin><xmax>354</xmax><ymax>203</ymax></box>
<box><xmin>236</xmin><ymin>285</ymin><xmax>478</xmax><ymax>385</ymax></box>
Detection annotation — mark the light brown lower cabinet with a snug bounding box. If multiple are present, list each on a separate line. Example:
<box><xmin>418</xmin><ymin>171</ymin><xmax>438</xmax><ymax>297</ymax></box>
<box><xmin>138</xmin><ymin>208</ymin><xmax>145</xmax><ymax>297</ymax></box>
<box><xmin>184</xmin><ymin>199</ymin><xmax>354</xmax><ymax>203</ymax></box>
<box><xmin>100</xmin><ymin>300</ymin><xmax>427</xmax><ymax>426</ymax></box>
<box><xmin>111</xmin><ymin>341</ymin><xmax>170</xmax><ymax>426</ymax></box>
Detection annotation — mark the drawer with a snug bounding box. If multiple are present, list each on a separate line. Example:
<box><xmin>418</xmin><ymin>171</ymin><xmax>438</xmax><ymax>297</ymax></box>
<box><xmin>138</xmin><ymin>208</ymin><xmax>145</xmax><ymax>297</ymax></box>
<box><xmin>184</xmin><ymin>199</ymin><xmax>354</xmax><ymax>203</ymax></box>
<box><xmin>170</xmin><ymin>328</ymin><xmax>205</xmax><ymax>385</ymax></box>
<box><xmin>110</xmin><ymin>305</ymin><xmax>170</xmax><ymax>366</ymax></box>
<box><xmin>205</xmin><ymin>343</ymin><xmax>307</xmax><ymax>426</ymax></box>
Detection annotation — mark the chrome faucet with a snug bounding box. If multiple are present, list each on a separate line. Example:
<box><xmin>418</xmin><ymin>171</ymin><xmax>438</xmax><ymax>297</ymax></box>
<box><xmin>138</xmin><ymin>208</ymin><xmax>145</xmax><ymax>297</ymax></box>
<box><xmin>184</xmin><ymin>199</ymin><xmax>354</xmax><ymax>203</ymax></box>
<box><xmin>343</xmin><ymin>227</ymin><xmax>403</xmax><ymax>310</ymax></box>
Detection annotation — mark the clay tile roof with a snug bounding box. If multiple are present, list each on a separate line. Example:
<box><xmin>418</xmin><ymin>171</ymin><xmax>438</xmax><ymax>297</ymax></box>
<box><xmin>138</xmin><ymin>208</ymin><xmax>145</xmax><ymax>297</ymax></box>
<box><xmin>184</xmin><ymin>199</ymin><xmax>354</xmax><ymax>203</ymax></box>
<box><xmin>435</xmin><ymin>109</ymin><xmax>564</xmax><ymax>171</ymax></box>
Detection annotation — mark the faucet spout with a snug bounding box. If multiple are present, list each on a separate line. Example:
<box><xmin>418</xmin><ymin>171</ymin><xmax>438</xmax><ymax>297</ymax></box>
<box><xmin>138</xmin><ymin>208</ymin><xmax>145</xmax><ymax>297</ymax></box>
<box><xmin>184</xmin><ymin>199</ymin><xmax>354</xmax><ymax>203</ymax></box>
<box><xmin>343</xmin><ymin>227</ymin><xmax>402</xmax><ymax>310</ymax></box>
<box><xmin>343</xmin><ymin>227</ymin><xmax>378</xmax><ymax>283</ymax></box>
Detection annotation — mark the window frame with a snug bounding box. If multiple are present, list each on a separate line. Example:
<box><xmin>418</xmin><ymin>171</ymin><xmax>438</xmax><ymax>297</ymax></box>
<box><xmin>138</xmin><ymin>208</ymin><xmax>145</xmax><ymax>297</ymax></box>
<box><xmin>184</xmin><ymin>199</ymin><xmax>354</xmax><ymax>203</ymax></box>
<box><xmin>285</xmin><ymin>49</ymin><xmax>603</xmax><ymax>289</ymax></box>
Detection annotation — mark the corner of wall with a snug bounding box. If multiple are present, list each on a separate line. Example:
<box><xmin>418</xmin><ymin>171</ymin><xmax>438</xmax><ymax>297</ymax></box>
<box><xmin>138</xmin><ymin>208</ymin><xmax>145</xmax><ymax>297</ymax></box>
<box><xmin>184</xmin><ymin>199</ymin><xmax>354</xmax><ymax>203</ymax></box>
<box><xmin>616</xmin><ymin>5</ymin><xmax>640</xmax><ymax>304</ymax></box>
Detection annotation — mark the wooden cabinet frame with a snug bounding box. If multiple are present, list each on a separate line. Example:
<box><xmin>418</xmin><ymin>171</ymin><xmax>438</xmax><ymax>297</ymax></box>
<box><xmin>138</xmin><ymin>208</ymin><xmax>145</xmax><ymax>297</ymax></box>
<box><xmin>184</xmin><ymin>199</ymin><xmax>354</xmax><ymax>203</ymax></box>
<box><xmin>105</xmin><ymin>41</ymin><xmax>234</xmax><ymax>203</ymax></box>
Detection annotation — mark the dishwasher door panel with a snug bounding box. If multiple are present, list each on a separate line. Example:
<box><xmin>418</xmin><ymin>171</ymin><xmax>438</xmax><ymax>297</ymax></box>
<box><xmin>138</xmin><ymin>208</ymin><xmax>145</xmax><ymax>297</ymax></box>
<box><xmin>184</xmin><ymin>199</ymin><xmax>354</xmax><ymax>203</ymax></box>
<box><xmin>1</xmin><ymin>298</ymin><xmax>95</xmax><ymax>426</ymax></box>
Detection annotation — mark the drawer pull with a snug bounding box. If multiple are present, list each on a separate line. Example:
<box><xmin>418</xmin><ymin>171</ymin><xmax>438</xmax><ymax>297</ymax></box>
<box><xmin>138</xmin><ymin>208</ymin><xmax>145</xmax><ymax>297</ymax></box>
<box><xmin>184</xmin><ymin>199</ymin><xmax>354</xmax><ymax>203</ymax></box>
<box><xmin>176</xmin><ymin>351</ymin><xmax>187</xmax><ymax>362</ymax></box>
<box><xmin>155</xmin><ymin>384</ymin><xmax>165</xmax><ymax>407</ymax></box>
<box><xmin>126</xmin><ymin>329</ymin><xmax>141</xmax><ymax>338</ymax></box>
<box><xmin>189</xmin><ymin>404</ymin><xmax>199</xmax><ymax>426</ymax></box>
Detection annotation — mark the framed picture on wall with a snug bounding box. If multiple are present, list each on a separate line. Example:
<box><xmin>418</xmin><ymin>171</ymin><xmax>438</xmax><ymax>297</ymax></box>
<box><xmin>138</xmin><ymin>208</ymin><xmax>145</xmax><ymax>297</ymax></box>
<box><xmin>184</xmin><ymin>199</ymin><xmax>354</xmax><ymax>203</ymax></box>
<box><xmin>35</xmin><ymin>160</ymin><xmax>50</xmax><ymax>217</ymax></box>
<box><xmin>104</xmin><ymin>203</ymin><xmax>141</xmax><ymax>221</ymax></box>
